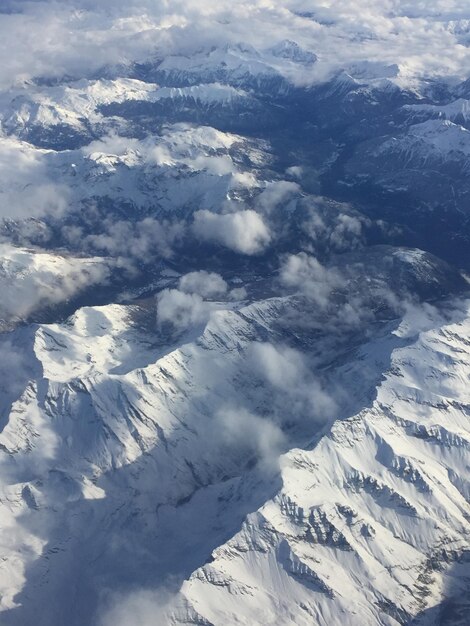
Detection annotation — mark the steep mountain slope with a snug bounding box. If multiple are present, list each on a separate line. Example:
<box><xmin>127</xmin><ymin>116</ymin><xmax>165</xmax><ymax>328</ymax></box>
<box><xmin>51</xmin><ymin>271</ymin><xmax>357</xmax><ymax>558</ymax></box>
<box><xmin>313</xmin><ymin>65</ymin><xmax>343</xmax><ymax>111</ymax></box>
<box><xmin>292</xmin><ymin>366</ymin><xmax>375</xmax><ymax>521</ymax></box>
<box><xmin>161</xmin><ymin>301</ymin><xmax>470</xmax><ymax>626</ymax></box>
<box><xmin>0</xmin><ymin>280</ymin><xmax>468</xmax><ymax>626</ymax></box>
<box><xmin>0</xmin><ymin>289</ymin><xmax>344</xmax><ymax>625</ymax></box>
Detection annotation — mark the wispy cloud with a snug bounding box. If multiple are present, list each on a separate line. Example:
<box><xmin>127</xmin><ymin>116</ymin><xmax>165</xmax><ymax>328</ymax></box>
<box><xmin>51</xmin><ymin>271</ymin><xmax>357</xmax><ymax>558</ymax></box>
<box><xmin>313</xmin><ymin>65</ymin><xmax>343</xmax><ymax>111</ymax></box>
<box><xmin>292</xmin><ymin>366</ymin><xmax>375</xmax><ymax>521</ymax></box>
<box><xmin>193</xmin><ymin>209</ymin><xmax>271</xmax><ymax>255</ymax></box>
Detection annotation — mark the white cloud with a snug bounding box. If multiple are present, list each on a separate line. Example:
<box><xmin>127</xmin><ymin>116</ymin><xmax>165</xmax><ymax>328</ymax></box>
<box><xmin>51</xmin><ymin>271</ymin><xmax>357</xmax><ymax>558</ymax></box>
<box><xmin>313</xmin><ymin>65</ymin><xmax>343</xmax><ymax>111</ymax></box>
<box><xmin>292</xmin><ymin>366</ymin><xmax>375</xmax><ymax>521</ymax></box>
<box><xmin>76</xmin><ymin>217</ymin><xmax>185</xmax><ymax>262</ymax></box>
<box><xmin>229</xmin><ymin>286</ymin><xmax>248</xmax><ymax>301</ymax></box>
<box><xmin>178</xmin><ymin>270</ymin><xmax>228</xmax><ymax>299</ymax></box>
<box><xmin>0</xmin><ymin>243</ymin><xmax>111</xmax><ymax>323</ymax></box>
<box><xmin>255</xmin><ymin>181</ymin><xmax>300</xmax><ymax>214</ymax></box>
<box><xmin>280</xmin><ymin>252</ymin><xmax>344</xmax><ymax>307</ymax></box>
<box><xmin>0</xmin><ymin>1</ymin><xmax>468</xmax><ymax>94</ymax></box>
<box><xmin>249</xmin><ymin>342</ymin><xmax>337</xmax><ymax>423</ymax></box>
<box><xmin>0</xmin><ymin>139</ymin><xmax>69</xmax><ymax>219</ymax></box>
<box><xmin>250</xmin><ymin>342</ymin><xmax>307</xmax><ymax>391</ymax></box>
<box><xmin>302</xmin><ymin>206</ymin><xmax>366</xmax><ymax>254</ymax></box>
<box><xmin>99</xmin><ymin>588</ymin><xmax>177</xmax><ymax>626</ymax></box>
<box><xmin>0</xmin><ymin>339</ymin><xmax>32</xmax><ymax>399</ymax></box>
<box><xmin>192</xmin><ymin>210</ymin><xmax>271</xmax><ymax>255</ymax></box>
<box><xmin>156</xmin><ymin>288</ymin><xmax>212</xmax><ymax>333</ymax></box>
<box><xmin>217</xmin><ymin>406</ymin><xmax>286</xmax><ymax>471</ymax></box>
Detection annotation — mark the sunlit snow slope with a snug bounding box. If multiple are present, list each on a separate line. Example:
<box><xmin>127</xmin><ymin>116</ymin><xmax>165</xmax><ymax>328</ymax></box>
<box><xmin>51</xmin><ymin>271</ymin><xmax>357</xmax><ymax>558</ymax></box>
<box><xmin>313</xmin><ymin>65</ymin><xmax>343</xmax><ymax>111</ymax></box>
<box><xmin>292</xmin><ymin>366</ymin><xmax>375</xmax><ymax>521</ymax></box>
<box><xmin>0</xmin><ymin>297</ymin><xmax>469</xmax><ymax>625</ymax></box>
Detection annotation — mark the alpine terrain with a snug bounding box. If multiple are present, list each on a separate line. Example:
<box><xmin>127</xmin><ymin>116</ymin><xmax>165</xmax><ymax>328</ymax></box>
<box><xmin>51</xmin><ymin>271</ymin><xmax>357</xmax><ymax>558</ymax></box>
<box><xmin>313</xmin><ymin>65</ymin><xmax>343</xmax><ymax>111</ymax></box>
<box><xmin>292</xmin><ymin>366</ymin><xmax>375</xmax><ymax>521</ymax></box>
<box><xmin>0</xmin><ymin>2</ymin><xmax>469</xmax><ymax>625</ymax></box>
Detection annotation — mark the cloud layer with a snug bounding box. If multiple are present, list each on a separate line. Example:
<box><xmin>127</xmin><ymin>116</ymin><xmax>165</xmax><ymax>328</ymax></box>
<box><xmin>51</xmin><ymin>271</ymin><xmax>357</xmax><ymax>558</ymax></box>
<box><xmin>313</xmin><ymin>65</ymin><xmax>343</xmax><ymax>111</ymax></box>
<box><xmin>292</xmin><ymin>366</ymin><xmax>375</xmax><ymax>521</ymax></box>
<box><xmin>192</xmin><ymin>210</ymin><xmax>271</xmax><ymax>255</ymax></box>
<box><xmin>0</xmin><ymin>0</ymin><xmax>468</xmax><ymax>92</ymax></box>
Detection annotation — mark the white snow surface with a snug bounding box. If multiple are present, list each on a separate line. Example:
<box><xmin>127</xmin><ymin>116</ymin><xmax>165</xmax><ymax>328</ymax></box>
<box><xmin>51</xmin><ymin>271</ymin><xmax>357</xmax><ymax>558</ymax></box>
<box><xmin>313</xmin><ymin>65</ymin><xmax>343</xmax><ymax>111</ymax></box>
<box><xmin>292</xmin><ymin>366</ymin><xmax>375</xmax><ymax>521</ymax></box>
<box><xmin>0</xmin><ymin>296</ymin><xmax>468</xmax><ymax>625</ymax></box>
<box><xmin>0</xmin><ymin>3</ymin><xmax>469</xmax><ymax>625</ymax></box>
<box><xmin>168</xmin><ymin>303</ymin><xmax>470</xmax><ymax>625</ymax></box>
<box><xmin>0</xmin><ymin>244</ymin><xmax>110</xmax><ymax>327</ymax></box>
<box><xmin>371</xmin><ymin>120</ymin><xmax>470</xmax><ymax>168</ymax></box>
<box><xmin>0</xmin><ymin>78</ymin><xmax>252</xmax><ymax>135</ymax></box>
<box><xmin>0</xmin><ymin>125</ymin><xmax>268</xmax><ymax>220</ymax></box>
<box><xmin>403</xmin><ymin>99</ymin><xmax>470</xmax><ymax>124</ymax></box>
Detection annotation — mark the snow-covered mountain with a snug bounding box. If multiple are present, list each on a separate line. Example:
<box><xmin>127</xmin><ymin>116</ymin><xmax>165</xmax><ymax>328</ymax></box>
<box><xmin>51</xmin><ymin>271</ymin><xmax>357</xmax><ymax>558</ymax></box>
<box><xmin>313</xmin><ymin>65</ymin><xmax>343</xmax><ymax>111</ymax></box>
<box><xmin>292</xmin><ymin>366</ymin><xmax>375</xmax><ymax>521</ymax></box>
<box><xmin>402</xmin><ymin>99</ymin><xmax>470</xmax><ymax>127</ymax></box>
<box><xmin>0</xmin><ymin>243</ymin><xmax>111</xmax><ymax>329</ymax></box>
<box><xmin>0</xmin><ymin>283</ymin><xmax>469</xmax><ymax>626</ymax></box>
<box><xmin>166</xmin><ymin>301</ymin><xmax>470</xmax><ymax>626</ymax></box>
<box><xmin>0</xmin><ymin>2</ymin><xmax>469</xmax><ymax>626</ymax></box>
<box><xmin>0</xmin><ymin>79</ymin><xmax>260</xmax><ymax>149</ymax></box>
